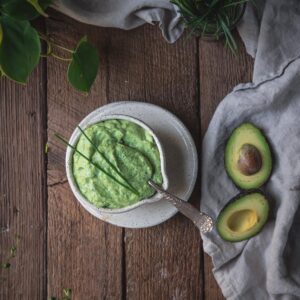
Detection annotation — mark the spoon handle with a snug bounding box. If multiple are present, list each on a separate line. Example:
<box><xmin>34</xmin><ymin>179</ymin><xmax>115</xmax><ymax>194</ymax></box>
<box><xmin>148</xmin><ymin>180</ymin><xmax>214</xmax><ymax>233</ymax></box>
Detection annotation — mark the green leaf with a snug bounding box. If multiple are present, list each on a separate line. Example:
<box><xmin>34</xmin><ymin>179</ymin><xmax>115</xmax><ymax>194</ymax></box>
<box><xmin>10</xmin><ymin>245</ymin><xmax>17</xmax><ymax>257</ymax></box>
<box><xmin>1</xmin><ymin>262</ymin><xmax>10</xmax><ymax>269</ymax></box>
<box><xmin>0</xmin><ymin>16</ymin><xmax>41</xmax><ymax>83</ymax></box>
<box><xmin>63</xmin><ymin>288</ymin><xmax>72</xmax><ymax>298</ymax></box>
<box><xmin>1</xmin><ymin>0</ymin><xmax>52</xmax><ymax>21</ymax></box>
<box><xmin>26</xmin><ymin>0</ymin><xmax>48</xmax><ymax>17</ymax></box>
<box><xmin>67</xmin><ymin>36</ymin><xmax>99</xmax><ymax>93</ymax></box>
<box><xmin>45</xmin><ymin>143</ymin><xmax>49</xmax><ymax>154</ymax></box>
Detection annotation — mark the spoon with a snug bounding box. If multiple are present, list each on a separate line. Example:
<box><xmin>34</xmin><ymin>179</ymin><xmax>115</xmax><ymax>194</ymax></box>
<box><xmin>148</xmin><ymin>180</ymin><xmax>214</xmax><ymax>233</ymax></box>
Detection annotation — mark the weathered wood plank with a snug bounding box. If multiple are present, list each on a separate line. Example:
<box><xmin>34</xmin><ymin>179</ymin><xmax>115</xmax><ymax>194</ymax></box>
<box><xmin>0</xmin><ymin>9</ymin><xmax>255</xmax><ymax>300</ymax></box>
<box><xmin>199</xmin><ymin>35</ymin><xmax>254</xmax><ymax>139</ymax></box>
<box><xmin>46</xmin><ymin>11</ymin><xmax>123</xmax><ymax>300</ymax></box>
<box><xmin>199</xmin><ymin>33</ymin><xmax>254</xmax><ymax>300</ymax></box>
<box><xmin>0</xmin><ymin>49</ymin><xmax>47</xmax><ymax>298</ymax></box>
<box><xmin>108</xmin><ymin>24</ymin><xmax>203</xmax><ymax>300</ymax></box>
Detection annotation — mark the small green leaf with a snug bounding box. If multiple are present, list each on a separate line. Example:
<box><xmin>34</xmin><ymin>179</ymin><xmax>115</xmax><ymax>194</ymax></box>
<box><xmin>0</xmin><ymin>16</ymin><xmax>41</xmax><ymax>83</ymax></box>
<box><xmin>1</xmin><ymin>0</ymin><xmax>52</xmax><ymax>21</ymax></box>
<box><xmin>63</xmin><ymin>288</ymin><xmax>72</xmax><ymax>298</ymax></box>
<box><xmin>48</xmin><ymin>297</ymin><xmax>56</xmax><ymax>300</ymax></box>
<box><xmin>45</xmin><ymin>143</ymin><xmax>49</xmax><ymax>154</ymax></box>
<box><xmin>1</xmin><ymin>262</ymin><xmax>10</xmax><ymax>269</ymax></box>
<box><xmin>67</xmin><ymin>36</ymin><xmax>99</xmax><ymax>93</ymax></box>
<box><xmin>26</xmin><ymin>0</ymin><xmax>48</xmax><ymax>17</ymax></box>
<box><xmin>10</xmin><ymin>245</ymin><xmax>17</xmax><ymax>257</ymax></box>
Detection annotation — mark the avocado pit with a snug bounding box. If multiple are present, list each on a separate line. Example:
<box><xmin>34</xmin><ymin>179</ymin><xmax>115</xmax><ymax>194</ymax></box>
<box><xmin>237</xmin><ymin>144</ymin><xmax>262</xmax><ymax>176</ymax></box>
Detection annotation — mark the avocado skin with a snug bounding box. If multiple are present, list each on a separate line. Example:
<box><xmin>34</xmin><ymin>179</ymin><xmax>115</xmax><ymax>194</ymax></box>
<box><xmin>216</xmin><ymin>190</ymin><xmax>269</xmax><ymax>242</ymax></box>
<box><xmin>224</xmin><ymin>123</ymin><xmax>273</xmax><ymax>190</ymax></box>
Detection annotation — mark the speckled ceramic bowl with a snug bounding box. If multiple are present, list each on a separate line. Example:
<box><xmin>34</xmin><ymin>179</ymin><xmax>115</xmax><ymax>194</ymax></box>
<box><xmin>66</xmin><ymin>114</ymin><xmax>169</xmax><ymax>214</ymax></box>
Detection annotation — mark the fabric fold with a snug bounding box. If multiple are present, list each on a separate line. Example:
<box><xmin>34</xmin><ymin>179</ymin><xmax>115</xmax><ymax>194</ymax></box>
<box><xmin>53</xmin><ymin>0</ymin><xmax>184</xmax><ymax>43</ymax></box>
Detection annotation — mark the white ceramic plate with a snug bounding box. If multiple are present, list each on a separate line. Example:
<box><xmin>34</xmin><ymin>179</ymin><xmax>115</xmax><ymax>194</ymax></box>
<box><xmin>72</xmin><ymin>101</ymin><xmax>198</xmax><ymax>228</ymax></box>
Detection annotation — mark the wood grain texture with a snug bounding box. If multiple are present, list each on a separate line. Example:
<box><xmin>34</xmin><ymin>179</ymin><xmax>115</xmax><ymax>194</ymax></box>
<box><xmin>46</xmin><ymin>11</ymin><xmax>123</xmax><ymax>300</ymax></box>
<box><xmin>107</xmin><ymin>24</ymin><xmax>203</xmax><ymax>300</ymax></box>
<box><xmin>0</xmin><ymin>57</ymin><xmax>47</xmax><ymax>298</ymax></box>
<box><xmin>199</xmin><ymin>33</ymin><xmax>254</xmax><ymax>300</ymax></box>
<box><xmin>0</xmin><ymin>10</ymin><xmax>255</xmax><ymax>300</ymax></box>
<box><xmin>199</xmin><ymin>34</ymin><xmax>254</xmax><ymax>138</ymax></box>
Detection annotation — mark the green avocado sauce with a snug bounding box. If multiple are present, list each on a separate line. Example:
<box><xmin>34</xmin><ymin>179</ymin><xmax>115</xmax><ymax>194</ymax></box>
<box><xmin>73</xmin><ymin>119</ymin><xmax>163</xmax><ymax>209</ymax></box>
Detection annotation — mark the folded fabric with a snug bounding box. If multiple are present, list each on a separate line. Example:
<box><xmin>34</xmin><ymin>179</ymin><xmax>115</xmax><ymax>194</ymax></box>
<box><xmin>238</xmin><ymin>0</ymin><xmax>300</xmax><ymax>83</ymax></box>
<box><xmin>201</xmin><ymin>1</ymin><xmax>300</xmax><ymax>299</ymax></box>
<box><xmin>53</xmin><ymin>0</ymin><xmax>184</xmax><ymax>43</ymax></box>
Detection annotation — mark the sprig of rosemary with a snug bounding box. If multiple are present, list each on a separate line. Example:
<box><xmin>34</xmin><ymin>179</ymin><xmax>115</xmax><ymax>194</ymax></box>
<box><xmin>171</xmin><ymin>0</ymin><xmax>248</xmax><ymax>52</ymax></box>
<box><xmin>55</xmin><ymin>134</ymin><xmax>139</xmax><ymax>196</ymax></box>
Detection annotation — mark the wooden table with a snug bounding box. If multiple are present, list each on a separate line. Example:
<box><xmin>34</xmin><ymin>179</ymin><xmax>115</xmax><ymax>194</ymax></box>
<box><xmin>0</xmin><ymin>10</ymin><xmax>253</xmax><ymax>300</ymax></box>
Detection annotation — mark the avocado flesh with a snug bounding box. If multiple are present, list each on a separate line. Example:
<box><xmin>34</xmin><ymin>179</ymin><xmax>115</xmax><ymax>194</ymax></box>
<box><xmin>225</xmin><ymin>123</ymin><xmax>272</xmax><ymax>190</ymax></box>
<box><xmin>217</xmin><ymin>192</ymin><xmax>269</xmax><ymax>242</ymax></box>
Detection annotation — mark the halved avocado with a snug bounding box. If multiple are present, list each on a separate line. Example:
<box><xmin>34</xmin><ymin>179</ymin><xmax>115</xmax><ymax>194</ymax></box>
<box><xmin>225</xmin><ymin>123</ymin><xmax>272</xmax><ymax>190</ymax></box>
<box><xmin>216</xmin><ymin>191</ymin><xmax>269</xmax><ymax>242</ymax></box>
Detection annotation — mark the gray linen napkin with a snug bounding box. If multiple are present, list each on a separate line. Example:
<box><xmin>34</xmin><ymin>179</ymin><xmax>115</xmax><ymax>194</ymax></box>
<box><xmin>201</xmin><ymin>1</ymin><xmax>300</xmax><ymax>299</ymax></box>
<box><xmin>53</xmin><ymin>0</ymin><xmax>184</xmax><ymax>43</ymax></box>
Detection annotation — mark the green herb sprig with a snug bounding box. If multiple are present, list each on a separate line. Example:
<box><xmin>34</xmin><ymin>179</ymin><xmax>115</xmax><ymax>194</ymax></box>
<box><xmin>49</xmin><ymin>288</ymin><xmax>72</xmax><ymax>300</ymax></box>
<box><xmin>171</xmin><ymin>0</ymin><xmax>248</xmax><ymax>52</ymax></box>
<box><xmin>0</xmin><ymin>0</ymin><xmax>99</xmax><ymax>93</ymax></box>
<box><xmin>1</xmin><ymin>235</ymin><xmax>20</xmax><ymax>270</ymax></box>
<box><xmin>45</xmin><ymin>142</ymin><xmax>49</xmax><ymax>154</ymax></box>
<box><xmin>77</xmin><ymin>126</ymin><xmax>138</xmax><ymax>194</ymax></box>
<box><xmin>55</xmin><ymin>133</ymin><xmax>139</xmax><ymax>196</ymax></box>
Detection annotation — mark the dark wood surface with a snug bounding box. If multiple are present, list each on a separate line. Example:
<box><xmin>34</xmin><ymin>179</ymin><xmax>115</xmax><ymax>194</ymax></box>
<box><xmin>0</xmin><ymin>11</ymin><xmax>253</xmax><ymax>300</ymax></box>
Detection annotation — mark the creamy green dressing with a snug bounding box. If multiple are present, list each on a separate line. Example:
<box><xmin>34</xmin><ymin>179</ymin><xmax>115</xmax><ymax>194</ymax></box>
<box><xmin>73</xmin><ymin>119</ymin><xmax>163</xmax><ymax>209</ymax></box>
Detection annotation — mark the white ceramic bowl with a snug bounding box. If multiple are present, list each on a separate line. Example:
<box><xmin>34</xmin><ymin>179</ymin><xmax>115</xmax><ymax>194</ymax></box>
<box><xmin>66</xmin><ymin>114</ymin><xmax>169</xmax><ymax>214</ymax></box>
